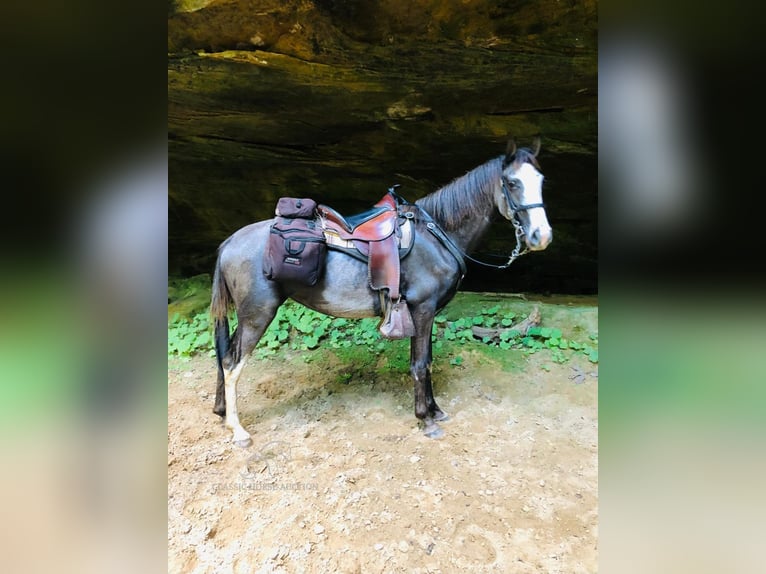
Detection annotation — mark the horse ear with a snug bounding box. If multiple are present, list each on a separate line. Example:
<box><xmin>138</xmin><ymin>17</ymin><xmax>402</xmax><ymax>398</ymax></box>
<box><xmin>504</xmin><ymin>138</ymin><xmax>516</xmax><ymax>166</ymax></box>
<box><xmin>531</xmin><ymin>135</ymin><xmax>541</xmax><ymax>157</ymax></box>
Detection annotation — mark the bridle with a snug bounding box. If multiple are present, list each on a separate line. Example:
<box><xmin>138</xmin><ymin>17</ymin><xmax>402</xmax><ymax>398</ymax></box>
<box><xmin>418</xmin><ymin>173</ymin><xmax>547</xmax><ymax>272</ymax></box>
<box><xmin>459</xmin><ymin>174</ymin><xmax>545</xmax><ymax>269</ymax></box>
<box><xmin>500</xmin><ymin>175</ymin><xmax>546</xmax><ymax>217</ymax></box>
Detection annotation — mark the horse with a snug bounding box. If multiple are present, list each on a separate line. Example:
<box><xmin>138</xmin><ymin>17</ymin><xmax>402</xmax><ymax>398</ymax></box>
<box><xmin>210</xmin><ymin>138</ymin><xmax>552</xmax><ymax>447</ymax></box>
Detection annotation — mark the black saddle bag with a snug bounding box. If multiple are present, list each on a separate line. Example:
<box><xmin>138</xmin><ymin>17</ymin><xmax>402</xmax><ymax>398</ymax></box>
<box><xmin>263</xmin><ymin>198</ymin><xmax>326</xmax><ymax>286</ymax></box>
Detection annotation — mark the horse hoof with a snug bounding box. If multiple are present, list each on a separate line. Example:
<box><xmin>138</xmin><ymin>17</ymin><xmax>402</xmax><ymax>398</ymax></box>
<box><xmin>424</xmin><ymin>423</ymin><xmax>444</xmax><ymax>439</ymax></box>
<box><xmin>234</xmin><ymin>437</ymin><xmax>253</xmax><ymax>448</ymax></box>
<box><xmin>432</xmin><ymin>410</ymin><xmax>450</xmax><ymax>422</ymax></box>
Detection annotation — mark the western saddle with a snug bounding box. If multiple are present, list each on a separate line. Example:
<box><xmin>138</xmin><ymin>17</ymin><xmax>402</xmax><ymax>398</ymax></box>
<box><xmin>318</xmin><ymin>190</ymin><xmax>416</xmax><ymax>339</ymax></box>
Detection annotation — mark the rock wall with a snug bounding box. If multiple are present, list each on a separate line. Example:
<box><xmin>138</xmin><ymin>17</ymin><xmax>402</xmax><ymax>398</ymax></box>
<box><xmin>169</xmin><ymin>0</ymin><xmax>597</xmax><ymax>293</ymax></box>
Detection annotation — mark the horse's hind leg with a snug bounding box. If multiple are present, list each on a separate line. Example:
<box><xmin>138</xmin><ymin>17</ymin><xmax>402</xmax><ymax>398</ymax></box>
<box><xmin>220</xmin><ymin>305</ymin><xmax>282</xmax><ymax>448</ymax></box>
<box><xmin>222</xmin><ymin>358</ymin><xmax>251</xmax><ymax>447</ymax></box>
<box><xmin>213</xmin><ymin>319</ymin><xmax>231</xmax><ymax>416</ymax></box>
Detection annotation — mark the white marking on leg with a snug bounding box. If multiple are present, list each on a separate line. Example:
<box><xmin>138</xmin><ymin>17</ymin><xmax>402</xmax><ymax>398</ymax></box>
<box><xmin>224</xmin><ymin>360</ymin><xmax>251</xmax><ymax>446</ymax></box>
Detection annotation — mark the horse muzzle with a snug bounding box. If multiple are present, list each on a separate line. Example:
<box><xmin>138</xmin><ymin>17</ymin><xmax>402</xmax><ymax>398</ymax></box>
<box><xmin>526</xmin><ymin>226</ymin><xmax>553</xmax><ymax>250</ymax></box>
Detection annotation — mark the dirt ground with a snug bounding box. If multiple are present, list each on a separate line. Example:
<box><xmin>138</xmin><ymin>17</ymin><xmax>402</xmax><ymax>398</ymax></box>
<box><xmin>168</xmin><ymin>301</ymin><xmax>597</xmax><ymax>574</ymax></box>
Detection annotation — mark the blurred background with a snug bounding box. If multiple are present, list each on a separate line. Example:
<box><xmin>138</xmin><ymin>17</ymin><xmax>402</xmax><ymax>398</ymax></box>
<box><xmin>600</xmin><ymin>1</ymin><xmax>766</xmax><ymax>572</ymax></box>
<box><xmin>0</xmin><ymin>1</ymin><xmax>167</xmax><ymax>572</ymax></box>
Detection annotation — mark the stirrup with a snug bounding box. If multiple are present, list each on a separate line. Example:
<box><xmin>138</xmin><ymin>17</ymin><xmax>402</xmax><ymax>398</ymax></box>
<box><xmin>379</xmin><ymin>296</ymin><xmax>415</xmax><ymax>340</ymax></box>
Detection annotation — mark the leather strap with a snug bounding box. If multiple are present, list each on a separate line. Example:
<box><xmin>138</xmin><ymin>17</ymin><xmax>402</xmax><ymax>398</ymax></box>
<box><xmin>415</xmin><ymin>206</ymin><xmax>468</xmax><ymax>280</ymax></box>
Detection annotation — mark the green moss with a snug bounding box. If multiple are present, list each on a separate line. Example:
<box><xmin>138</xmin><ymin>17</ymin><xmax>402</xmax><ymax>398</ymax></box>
<box><xmin>472</xmin><ymin>344</ymin><xmax>527</xmax><ymax>373</ymax></box>
<box><xmin>168</xmin><ymin>273</ymin><xmax>211</xmax><ymax>321</ymax></box>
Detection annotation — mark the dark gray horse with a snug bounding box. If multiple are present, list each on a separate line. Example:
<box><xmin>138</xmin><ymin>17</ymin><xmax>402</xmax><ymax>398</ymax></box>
<box><xmin>210</xmin><ymin>140</ymin><xmax>552</xmax><ymax>446</ymax></box>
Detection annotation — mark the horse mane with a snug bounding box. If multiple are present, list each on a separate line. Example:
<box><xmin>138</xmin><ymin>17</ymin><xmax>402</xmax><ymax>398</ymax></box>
<box><xmin>415</xmin><ymin>156</ymin><xmax>504</xmax><ymax>231</ymax></box>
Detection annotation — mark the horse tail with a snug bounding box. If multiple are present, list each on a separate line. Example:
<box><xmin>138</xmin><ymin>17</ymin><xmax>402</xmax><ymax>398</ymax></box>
<box><xmin>211</xmin><ymin>254</ymin><xmax>232</xmax><ymax>325</ymax></box>
<box><xmin>211</xmin><ymin>249</ymin><xmax>233</xmax><ymax>416</ymax></box>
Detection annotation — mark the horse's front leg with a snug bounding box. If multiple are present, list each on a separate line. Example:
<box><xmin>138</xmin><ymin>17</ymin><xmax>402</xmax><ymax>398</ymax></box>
<box><xmin>410</xmin><ymin>311</ymin><xmax>448</xmax><ymax>438</ymax></box>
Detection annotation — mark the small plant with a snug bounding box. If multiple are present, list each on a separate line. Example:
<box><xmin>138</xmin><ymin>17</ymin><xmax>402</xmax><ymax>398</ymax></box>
<box><xmin>432</xmin><ymin>311</ymin><xmax>598</xmax><ymax>365</ymax></box>
<box><xmin>168</xmin><ymin>297</ymin><xmax>598</xmax><ymax>366</ymax></box>
<box><xmin>167</xmin><ymin>312</ymin><xmax>213</xmax><ymax>357</ymax></box>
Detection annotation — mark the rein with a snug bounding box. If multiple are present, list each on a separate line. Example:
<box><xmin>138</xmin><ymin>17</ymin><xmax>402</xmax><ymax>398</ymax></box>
<box><xmin>414</xmin><ymin>206</ymin><xmax>522</xmax><ymax>275</ymax></box>
<box><xmin>461</xmin><ymin>215</ymin><xmax>528</xmax><ymax>270</ymax></box>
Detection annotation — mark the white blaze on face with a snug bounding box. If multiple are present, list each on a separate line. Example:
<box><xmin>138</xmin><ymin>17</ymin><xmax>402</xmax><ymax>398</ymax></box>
<box><xmin>515</xmin><ymin>162</ymin><xmax>552</xmax><ymax>249</ymax></box>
